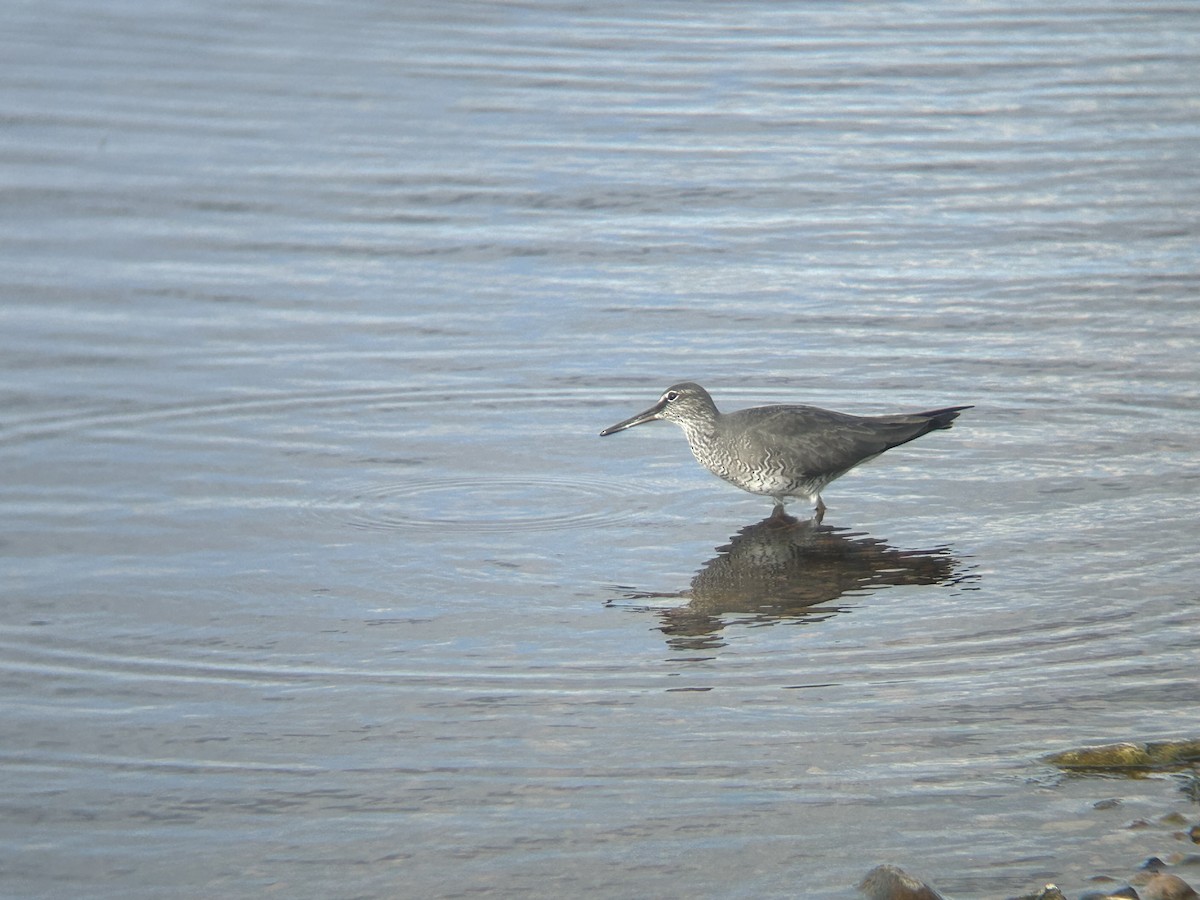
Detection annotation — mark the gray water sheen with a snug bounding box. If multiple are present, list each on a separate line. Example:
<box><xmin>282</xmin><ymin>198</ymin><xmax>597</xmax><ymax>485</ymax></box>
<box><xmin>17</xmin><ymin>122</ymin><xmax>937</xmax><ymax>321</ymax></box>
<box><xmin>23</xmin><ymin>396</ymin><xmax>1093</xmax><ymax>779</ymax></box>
<box><xmin>2</xmin><ymin>2</ymin><xmax>1199</xmax><ymax>898</ymax></box>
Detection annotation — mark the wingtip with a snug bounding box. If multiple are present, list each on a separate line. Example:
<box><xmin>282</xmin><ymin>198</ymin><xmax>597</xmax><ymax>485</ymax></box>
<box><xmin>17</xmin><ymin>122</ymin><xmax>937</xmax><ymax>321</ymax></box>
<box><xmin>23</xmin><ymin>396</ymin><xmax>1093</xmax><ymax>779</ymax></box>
<box><xmin>922</xmin><ymin>405</ymin><xmax>972</xmax><ymax>430</ymax></box>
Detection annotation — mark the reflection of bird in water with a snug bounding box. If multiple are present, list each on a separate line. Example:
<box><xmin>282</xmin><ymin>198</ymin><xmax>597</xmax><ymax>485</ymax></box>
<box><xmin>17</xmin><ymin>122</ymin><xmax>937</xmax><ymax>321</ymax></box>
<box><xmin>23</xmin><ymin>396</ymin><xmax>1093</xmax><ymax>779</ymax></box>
<box><xmin>626</xmin><ymin>510</ymin><xmax>965</xmax><ymax>650</ymax></box>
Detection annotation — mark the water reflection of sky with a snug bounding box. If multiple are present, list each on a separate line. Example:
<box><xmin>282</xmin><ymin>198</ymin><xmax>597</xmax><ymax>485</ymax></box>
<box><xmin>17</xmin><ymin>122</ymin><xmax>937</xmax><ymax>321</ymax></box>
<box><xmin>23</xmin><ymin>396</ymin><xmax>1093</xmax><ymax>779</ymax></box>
<box><xmin>2</xmin><ymin>1</ymin><xmax>1199</xmax><ymax>898</ymax></box>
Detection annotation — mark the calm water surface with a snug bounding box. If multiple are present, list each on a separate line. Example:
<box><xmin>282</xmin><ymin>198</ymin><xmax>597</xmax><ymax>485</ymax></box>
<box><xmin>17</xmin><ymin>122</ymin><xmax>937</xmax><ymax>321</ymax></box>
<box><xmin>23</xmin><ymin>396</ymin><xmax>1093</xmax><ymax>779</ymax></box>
<box><xmin>2</xmin><ymin>1</ymin><xmax>1199</xmax><ymax>898</ymax></box>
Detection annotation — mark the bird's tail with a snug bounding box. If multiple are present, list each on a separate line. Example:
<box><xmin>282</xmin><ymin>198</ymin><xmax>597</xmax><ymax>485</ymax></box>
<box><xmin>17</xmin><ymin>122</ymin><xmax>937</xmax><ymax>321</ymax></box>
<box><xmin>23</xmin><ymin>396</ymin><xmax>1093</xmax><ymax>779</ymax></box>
<box><xmin>918</xmin><ymin>405</ymin><xmax>973</xmax><ymax>431</ymax></box>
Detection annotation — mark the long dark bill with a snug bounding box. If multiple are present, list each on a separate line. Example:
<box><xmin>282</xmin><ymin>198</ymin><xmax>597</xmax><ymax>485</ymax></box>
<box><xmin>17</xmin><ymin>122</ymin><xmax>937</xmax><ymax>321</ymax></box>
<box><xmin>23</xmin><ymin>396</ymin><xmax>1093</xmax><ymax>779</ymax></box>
<box><xmin>599</xmin><ymin>399</ymin><xmax>666</xmax><ymax>436</ymax></box>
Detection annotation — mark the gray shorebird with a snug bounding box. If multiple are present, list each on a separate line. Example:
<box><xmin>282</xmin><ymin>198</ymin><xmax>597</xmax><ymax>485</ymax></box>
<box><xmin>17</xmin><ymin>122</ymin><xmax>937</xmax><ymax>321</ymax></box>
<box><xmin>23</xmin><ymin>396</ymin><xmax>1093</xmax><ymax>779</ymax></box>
<box><xmin>600</xmin><ymin>382</ymin><xmax>970</xmax><ymax>519</ymax></box>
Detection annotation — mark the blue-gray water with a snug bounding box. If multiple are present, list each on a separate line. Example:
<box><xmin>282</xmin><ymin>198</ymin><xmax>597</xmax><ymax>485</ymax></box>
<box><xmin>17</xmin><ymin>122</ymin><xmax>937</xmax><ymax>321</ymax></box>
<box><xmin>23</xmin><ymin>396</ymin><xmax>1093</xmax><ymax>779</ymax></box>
<box><xmin>3</xmin><ymin>2</ymin><xmax>1199</xmax><ymax>898</ymax></box>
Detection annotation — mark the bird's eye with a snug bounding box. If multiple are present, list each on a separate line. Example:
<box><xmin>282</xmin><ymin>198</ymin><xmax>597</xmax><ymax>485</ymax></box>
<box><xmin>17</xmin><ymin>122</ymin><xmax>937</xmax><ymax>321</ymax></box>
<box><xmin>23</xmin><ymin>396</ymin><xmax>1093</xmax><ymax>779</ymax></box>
<box><xmin>665</xmin><ymin>391</ymin><xmax>679</xmax><ymax>402</ymax></box>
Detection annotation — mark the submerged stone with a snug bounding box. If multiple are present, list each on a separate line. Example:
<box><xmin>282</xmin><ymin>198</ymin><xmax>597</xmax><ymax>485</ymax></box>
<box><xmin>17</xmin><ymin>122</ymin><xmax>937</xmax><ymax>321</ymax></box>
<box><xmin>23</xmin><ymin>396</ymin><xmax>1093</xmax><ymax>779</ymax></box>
<box><xmin>1045</xmin><ymin>740</ymin><xmax>1200</xmax><ymax>774</ymax></box>
<box><xmin>1139</xmin><ymin>873</ymin><xmax>1200</xmax><ymax>900</ymax></box>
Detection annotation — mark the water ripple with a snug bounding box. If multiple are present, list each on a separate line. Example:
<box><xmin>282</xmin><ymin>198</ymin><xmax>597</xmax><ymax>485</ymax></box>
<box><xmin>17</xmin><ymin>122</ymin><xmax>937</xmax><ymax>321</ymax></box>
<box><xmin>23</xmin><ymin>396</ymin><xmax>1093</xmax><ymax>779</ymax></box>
<box><xmin>329</xmin><ymin>473</ymin><xmax>644</xmax><ymax>533</ymax></box>
<box><xmin>0</xmin><ymin>383</ymin><xmax>613</xmax><ymax>447</ymax></box>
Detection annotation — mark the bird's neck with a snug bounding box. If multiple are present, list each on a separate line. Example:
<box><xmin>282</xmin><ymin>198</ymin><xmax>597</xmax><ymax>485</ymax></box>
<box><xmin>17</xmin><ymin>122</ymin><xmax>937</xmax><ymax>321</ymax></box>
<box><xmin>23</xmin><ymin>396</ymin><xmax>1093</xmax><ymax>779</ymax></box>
<box><xmin>680</xmin><ymin>416</ymin><xmax>720</xmax><ymax>453</ymax></box>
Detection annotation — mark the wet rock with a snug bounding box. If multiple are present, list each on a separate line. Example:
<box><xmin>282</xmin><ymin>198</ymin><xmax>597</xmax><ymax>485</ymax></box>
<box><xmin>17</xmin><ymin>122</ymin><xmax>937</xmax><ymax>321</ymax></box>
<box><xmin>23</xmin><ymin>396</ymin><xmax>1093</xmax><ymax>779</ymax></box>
<box><xmin>1019</xmin><ymin>886</ymin><xmax>1068</xmax><ymax>900</ymax></box>
<box><xmin>1078</xmin><ymin>888</ymin><xmax>1139</xmax><ymax>900</ymax></box>
<box><xmin>1045</xmin><ymin>741</ymin><xmax>1200</xmax><ymax>774</ymax></box>
<box><xmin>1139</xmin><ymin>873</ymin><xmax>1199</xmax><ymax>900</ymax></box>
<box><xmin>859</xmin><ymin>864</ymin><xmax>945</xmax><ymax>900</ymax></box>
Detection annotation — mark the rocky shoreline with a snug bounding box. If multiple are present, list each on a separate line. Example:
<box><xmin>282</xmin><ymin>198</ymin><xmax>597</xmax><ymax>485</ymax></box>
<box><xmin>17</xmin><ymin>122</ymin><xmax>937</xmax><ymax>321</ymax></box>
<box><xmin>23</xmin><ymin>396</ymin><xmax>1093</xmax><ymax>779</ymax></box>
<box><xmin>859</xmin><ymin>741</ymin><xmax>1200</xmax><ymax>900</ymax></box>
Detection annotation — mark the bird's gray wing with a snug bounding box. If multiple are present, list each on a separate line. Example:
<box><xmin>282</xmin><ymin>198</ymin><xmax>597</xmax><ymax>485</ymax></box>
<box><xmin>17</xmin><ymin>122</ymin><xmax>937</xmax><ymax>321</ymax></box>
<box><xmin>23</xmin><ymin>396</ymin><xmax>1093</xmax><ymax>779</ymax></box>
<box><xmin>731</xmin><ymin>406</ymin><xmax>934</xmax><ymax>478</ymax></box>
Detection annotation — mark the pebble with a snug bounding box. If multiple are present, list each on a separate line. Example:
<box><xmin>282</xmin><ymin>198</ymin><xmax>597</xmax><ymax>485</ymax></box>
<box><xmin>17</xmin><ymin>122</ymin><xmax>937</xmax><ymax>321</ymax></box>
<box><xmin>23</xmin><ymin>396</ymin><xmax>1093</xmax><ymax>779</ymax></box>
<box><xmin>858</xmin><ymin>865</ymin><xmax>945</xmax><ymax>900</ymax></box>
<box><xmin>1139</xmin><ymin>873</ymin><xmax>1200</xmax><ymax>900</ymax></box>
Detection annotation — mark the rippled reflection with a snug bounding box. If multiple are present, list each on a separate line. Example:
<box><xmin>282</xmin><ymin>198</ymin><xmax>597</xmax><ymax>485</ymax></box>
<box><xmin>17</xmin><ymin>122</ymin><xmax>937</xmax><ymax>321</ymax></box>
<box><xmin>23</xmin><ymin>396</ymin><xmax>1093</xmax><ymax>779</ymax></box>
<box><xmin>613</xmin><ymin>510</ymin><xmax>967</xmax><ymax>650</ymax></box>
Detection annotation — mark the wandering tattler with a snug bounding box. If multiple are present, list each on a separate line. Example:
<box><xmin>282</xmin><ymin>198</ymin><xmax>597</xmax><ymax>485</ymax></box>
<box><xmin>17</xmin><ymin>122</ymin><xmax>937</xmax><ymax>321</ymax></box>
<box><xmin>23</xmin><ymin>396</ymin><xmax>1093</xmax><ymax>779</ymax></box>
<box><xmin>600</xmin><ymin>382</ymin><xmax>970</xmax><ymax>518</ymax></box>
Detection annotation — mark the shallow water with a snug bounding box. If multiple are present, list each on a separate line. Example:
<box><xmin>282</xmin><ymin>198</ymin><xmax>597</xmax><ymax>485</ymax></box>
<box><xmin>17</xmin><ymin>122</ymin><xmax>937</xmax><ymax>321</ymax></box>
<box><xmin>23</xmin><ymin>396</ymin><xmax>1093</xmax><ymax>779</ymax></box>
<box><xmin>2</xmin><ymin>1</ymin><xmax>1199</xmax><ymax>898</ymax></box>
